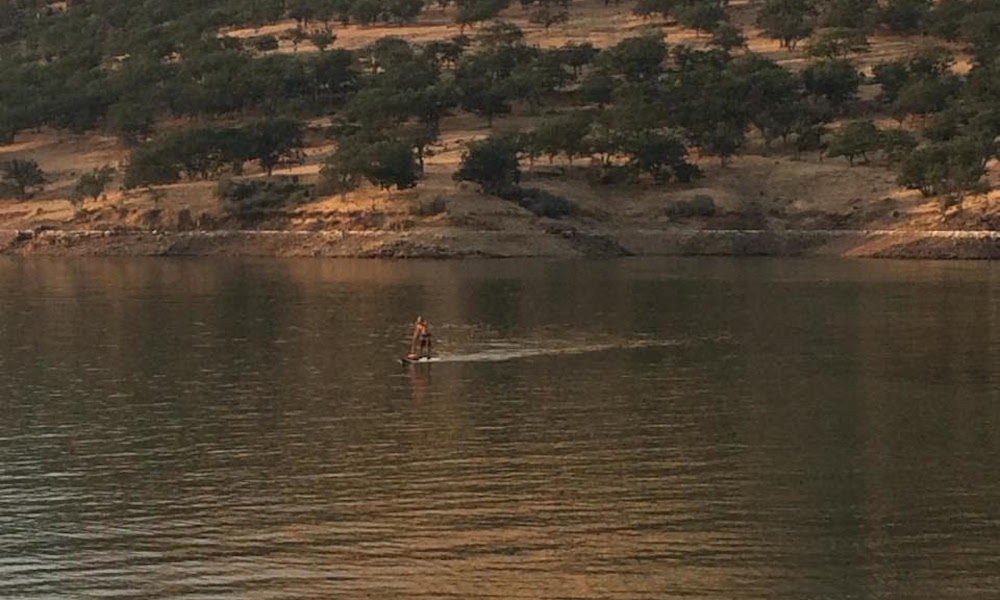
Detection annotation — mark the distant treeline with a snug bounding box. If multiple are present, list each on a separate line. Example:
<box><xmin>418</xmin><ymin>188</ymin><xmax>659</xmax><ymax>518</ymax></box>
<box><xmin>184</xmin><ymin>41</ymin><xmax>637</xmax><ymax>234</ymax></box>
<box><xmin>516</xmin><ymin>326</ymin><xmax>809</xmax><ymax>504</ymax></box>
<box><xmin>1</xmin><ymin>0</ymin><xmax>999</xmax><ymax>204</ymax></box>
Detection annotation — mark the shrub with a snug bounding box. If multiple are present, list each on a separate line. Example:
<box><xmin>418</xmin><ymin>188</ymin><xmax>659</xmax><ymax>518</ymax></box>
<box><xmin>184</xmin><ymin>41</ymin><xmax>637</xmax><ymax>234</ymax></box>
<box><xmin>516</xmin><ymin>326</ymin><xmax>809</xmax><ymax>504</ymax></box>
<box><xmin>805</xmin><ymin>28</ymin><xmax>870</xmax><ymax>59</ymax></box>
<box><xmin>310</xmin><ymin>29</ymin><xmax>336</xmax><ymax>51</ymax></box>
<box><xmin>879</xmin><ymin>128</ymin><xmax>918</xmax><ymax>164</ymax></box>
<box><xmin>249</xmin><ymin>35</ymin><xmax>279</xmax><ymax>52</ymax></box>
<box><xmin>0</xmin><ymin>158</ymin><xmax>46</xmax><ymax>199</ymax></box>
<box><xmin>710</xmin><ymin>23</ymin><xmax>746</xmax><ymax>51</ymax></box>
<box><xmin>587</xmin><ymin>164</ymin><xmax>636</xmax><ymax>186</ymax></box>
<box><xmin>408</xmin><ymin>196</ymin><xmax>448</xmax><ymax>216</ymax></box>
<box><xmin>73</xmin><ymin>166</ymin><xmax>115</xmax><ymax>201</ymax></box>
<box><xmin>666</xmin><ymin>195</ymin><xmax>717</xmax><ymax>218</ymax></box>
<box><xmin>216</xmin><ymin>177</ymin><xmax>310</xmax><ymax>214</ymax></box>
<box><xmin>515</xmin><ymin>187</ymin><xmax>573</xmax><ymax>218</ymax></box>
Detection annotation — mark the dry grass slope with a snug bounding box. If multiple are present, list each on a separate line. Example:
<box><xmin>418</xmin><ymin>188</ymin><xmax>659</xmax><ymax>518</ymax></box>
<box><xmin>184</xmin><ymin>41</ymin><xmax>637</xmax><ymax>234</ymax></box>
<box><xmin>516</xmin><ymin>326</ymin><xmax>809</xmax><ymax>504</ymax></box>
<box><xmin>2</xmin><ymin>0</ymin><xmax>998</xmax><ymax>257</ymax></box>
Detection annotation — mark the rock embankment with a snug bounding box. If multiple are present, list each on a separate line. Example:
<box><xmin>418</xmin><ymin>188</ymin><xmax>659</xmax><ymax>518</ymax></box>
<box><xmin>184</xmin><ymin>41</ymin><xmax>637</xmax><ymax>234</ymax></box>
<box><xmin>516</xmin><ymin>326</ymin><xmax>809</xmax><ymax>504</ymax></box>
<box><xmin>2</xmin><ymin>227</ymin><xmax>999</xmax><ymax>259</ymax></box>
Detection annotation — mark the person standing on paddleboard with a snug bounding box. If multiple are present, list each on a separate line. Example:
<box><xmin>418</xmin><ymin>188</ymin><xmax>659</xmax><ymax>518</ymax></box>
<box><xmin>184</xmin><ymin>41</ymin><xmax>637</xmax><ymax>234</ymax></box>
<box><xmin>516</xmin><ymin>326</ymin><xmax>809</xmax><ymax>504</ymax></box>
<box><xmin>409</xmin><ymin>316</ymin><xmax>432</xmax><ymax>359</ymax></box>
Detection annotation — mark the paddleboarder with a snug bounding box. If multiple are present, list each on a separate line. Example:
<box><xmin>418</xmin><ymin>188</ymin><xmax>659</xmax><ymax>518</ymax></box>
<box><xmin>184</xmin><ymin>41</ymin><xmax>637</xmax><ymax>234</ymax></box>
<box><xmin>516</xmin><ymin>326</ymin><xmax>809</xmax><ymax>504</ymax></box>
<box><xmin>408</xmin><ymin>316</ymin><xmax>432</xmax><ymax>359</ymax></box>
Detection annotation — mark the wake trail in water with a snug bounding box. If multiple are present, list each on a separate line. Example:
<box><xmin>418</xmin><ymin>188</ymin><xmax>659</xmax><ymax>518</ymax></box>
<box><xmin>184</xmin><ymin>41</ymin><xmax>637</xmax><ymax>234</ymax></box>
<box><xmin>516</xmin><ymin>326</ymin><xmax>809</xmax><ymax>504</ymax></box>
<box><xmin>425</xmin><ymin>339</ymin><xmax>681</xmax><ymax>363</ymax></box>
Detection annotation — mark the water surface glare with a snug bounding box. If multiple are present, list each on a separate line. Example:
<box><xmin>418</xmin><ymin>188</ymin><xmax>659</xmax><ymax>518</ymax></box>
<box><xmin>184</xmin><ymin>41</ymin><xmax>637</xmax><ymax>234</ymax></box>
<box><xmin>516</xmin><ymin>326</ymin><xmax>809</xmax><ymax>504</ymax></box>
<box><xmin>1</xmin><ymin>257</ymin><xmax>999</xmax><ymax>599</ymax></box>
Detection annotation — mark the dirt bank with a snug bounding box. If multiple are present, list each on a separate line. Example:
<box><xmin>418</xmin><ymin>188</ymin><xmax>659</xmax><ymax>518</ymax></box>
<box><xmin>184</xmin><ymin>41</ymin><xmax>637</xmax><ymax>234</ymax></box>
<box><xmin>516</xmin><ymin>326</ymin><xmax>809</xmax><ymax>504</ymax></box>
<box><xmin>5</xmin><ymin>227</ymin><xmax>999</xmax><ymax>259</ymax></box>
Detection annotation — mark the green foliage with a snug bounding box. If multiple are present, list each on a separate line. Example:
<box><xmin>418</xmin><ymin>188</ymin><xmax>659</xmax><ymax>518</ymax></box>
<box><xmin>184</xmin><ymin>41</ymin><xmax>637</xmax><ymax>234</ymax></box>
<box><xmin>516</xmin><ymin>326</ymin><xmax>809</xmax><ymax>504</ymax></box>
<box><xmin>123</xmin><ymin>119</ymin><xmax>304</xmax><ymax>187</ymax></box>
<box><xmin>1</xmin><ymin>0</ymin><xmax>999</xmax><ymax>215</ymax></box>
<box><xmin>0</xmin><ymin>114</ymin><xmax>17</xmax><ymax>145</ymax></box>
<box><xmin>898</xmin><ymin>136</ymin><xmax>997</xmax><ymax>197</ymax></box>
<box><xmin>666</xmin><ymin>195</ymin><xmax>717</xmax><ymax>218</ymax></box>
<box><xmin>897</xmin><ymin>146</ymin><xmax>947</xmax><ymax>196</ymax></box>
<box><xmin>216</xmin><ymin>177</ymin><xmax>311</xmax><ymax>215</ymax></box>
<box><xmin>320</xmin><ymin>136</ymin><xmax>367</xmax><ymax>197</ymax></box>
<box><xmin>756</xmin><ymin>0</ymin><xmax>815</xmax><ymax>49</ymax></box>
<box><xmin>454</xmin><ymin>136</ymin><xmax>522</xmax><ymax>195</ymax></box>
<box><xmin>805</xmin><ymin>28</ymin><xmax>869</xmax><ymax>58</ymax></box>
<box><xmin>364</xmin><ymin>140</ymin><xmax>421</xmax><ymax>190</ymax></box>
<box><xmin>962</xmin><ymin>8</ymin><xmax>1000</xmax><ymax>62</ymax></box>
<box><xmin>879</xmin><ymin>128</ymin><xmax>918</xmax><ymax>164</ymax></box>
<box><xmin>667</xmin><ymin>48</ymin><xmax>750</xmax><ymax>161</ymax></box>
<box><xmin>905</xmin><ymin>45</ymin><xmax>954</xmax><ymax>77</ymax></box>
<box><xmin>819</xmin><ymin>0</ymin><xmax>877</xmax><ymax>29</ymax></box>
<box><xmin>925</xmin><ymin>0</ymin><xmax>969</xmax><ymax>40</ymax></box>
<box><xmin>701</xmin><ymin>121</ymin><xmax>746</xmax><ymax>165</ymax></box>
<box><xmin>559</xmin><ymin>42</ymin><xmax>599</xmax><ymax>77</ymax></box>
<box><xmin>675</xmin><ymin>1</ymin><xmax>727</xmax><ymax>35</ymax></box>
<box><xmin>246</xmin><ymin>118</ymin><xmax>305</xmax><ymax>176</ymax></box>
<box><xmin>873</xmin><ymin>48</ymin><xmax>959</xmax><ymax>119</ymax></box>
<box><xmin>872</xmin><ymin>60</ymin><xmax>911</xmax><ymax>105</ymax></box>
<box><xmin>426</xmin><ymin>37</ymin><xmax>468</xmax><ymax>68</ymax></box>
<box><xmin>475</xmin><ymin>20</ymin><xmax>526</xmax><ymax>51</ymax></box>
<box><xmin>634</xmin><ymin>0</ymin><xmax>677</xmax><ymax>19</ymax></box>
<box><xmin>288</xmin><ymin>0</ymin><xmax>317</xmax><ymax>24</ymax></box>
<box><xmin>794</xmin><ymin>119</ymin><xmax>828</xmax><ymax>154</ymax></box>
<box><xmin>322</xmin><ymin>133</ymin><xmax>420</xmax><ymax>194</ymax></box>
<box><xmin>123</xmin><ymin>145</ymin><xmax>182</xmax><ymax>189</ymax></box>
<box><xmin>508</xmin><ymin>51</ymin><xmax>574</xmax><ymax>111</ymax></box>
<box><xmin>249</xmin><ymin>35</ymin><xmax>279</xmax><ymax>52</ymax></box>
<box><xmin>603</xmin><ymin>34</ymin><xmax>667</xmax><ymax>82</ymax></box>
<box><xmin>384</xmin><ymin>0</ymin><xmax>426</xmax><ymax>22</ymax></box>
<box><xmin>236</xmin><ymin>0</ymin><xmax>285</xmax><ymax>28</ymax></box>
<box><xmin>528</xmin><ymin>0</ymin><xmax>570</xmax><ymax>29</ymax></box>
<box><xmin>408</xmin><ymin>196</ymin><xmax>448</xmax><ymax>216</ymax></box>
<box><xmin>800</xmin><ymin>58</ymin><xmax>861</xmax><ymax>108</ymax></box>
<box><xmin>531</xmin><ymin>111</ymin><xmax>594</xmax><ymax>164</ymax></box>
<box><xmin>514</xmin><ymin>187</ymin><xmax>573</xmax><ymax>217</ymax></box>
<box><xmin>0</xmin><ymin>159</ymin><xmax>46</xmax><ymax>199</ymax></box>
<box><xmin>73</xmin><ymin>166</ymin><xmax>116</xmax><ymax>202</ymax></box>
<box><xmin>891</xmin><ymin>76</ymin><xmax>960</xmax><ymax>120</ymax></box>
<box><xmin>457</xmin><ymin>77</ymin><xmax>512</xmax><ymax>124</ymax></box>
<box><xmin>107</xmin><ymin>101</ymin><xmax>155</xmax><ymax>146</ymax></box>
<box><xmin>350</xmin><ymin>0</ymin><xmax>383</xmax><ymax>24</ymax></box>
<box><xmin>709</xmin><ymin>23</ymin><xmax>746</xmax><ymax>51</ymax></box>
<box><xmin>727</xmin><ymin>54</ymin><xmax>802</xmax><ymax>145</ymax></box>
<box><xmin>621</xmin><ymin>130</ymin><xmax>696</xmax><ymax>182</ymax></box>
<box><xmin>453</xmin><ymin>23</ymin><xmax>541</xmax><ymax>121</ymax></box>
<box><xmin>310</xmin><ymin>29</ymin><xmax>336</xmax><ymax>51</ymax></box>
<box><xmin>826</xmin><ymin>120</ymin><xmax>881</xmax><ymax>165</ymax></box>
<box><xmin>924</xmin><ymin>98</ymin><xmax>1000</xmax><ymax>146</ymax></box>
<box><xmin>455</xmin><ymin>0</ymin><xmax>510</xmax><ymax>27</ymax></box>
<box><xmin>878</xmin><ymin>0</ymin><xmax>931</xmax><ymax>33</ymax></box>
<box><xmin>164</xmin><ymin>49</ymin><xmax>356</xmax><ymax>116</ymax></box>
<box><xmin>579</xmin><ymin>70</ymin><xmax>617</xmax><ymax>106</ymax></box>
<box><xmin>602</xmin><ymin>83</ymin><xmax>668</xmax><ymax>136</ymax></box>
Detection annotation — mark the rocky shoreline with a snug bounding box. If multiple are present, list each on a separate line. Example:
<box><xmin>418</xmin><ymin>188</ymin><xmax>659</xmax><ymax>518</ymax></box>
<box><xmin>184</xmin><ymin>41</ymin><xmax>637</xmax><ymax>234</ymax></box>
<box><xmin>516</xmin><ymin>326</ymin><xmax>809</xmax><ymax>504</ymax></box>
<box><xmin>3</xmin><ymin>227</ymin><xmax>1000</xmax><ymax>259</ymax></box>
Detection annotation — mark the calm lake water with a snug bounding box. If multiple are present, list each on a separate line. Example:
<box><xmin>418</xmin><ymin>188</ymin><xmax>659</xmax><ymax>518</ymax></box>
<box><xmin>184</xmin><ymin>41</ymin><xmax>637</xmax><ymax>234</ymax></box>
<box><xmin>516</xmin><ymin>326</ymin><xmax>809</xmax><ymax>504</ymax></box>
<box><xmin>1</xmin><ymin>257</ymin><xmax>999</xmax><ymax>599</ymax></box>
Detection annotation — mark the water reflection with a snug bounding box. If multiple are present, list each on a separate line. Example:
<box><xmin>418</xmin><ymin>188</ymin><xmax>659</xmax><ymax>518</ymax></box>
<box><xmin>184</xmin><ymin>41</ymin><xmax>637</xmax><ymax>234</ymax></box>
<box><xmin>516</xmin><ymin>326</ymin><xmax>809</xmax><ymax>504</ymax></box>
<box><xmin>0</xmin><ymin>257</ymin><xmax>998</xmax><ymax>599</ymax></box>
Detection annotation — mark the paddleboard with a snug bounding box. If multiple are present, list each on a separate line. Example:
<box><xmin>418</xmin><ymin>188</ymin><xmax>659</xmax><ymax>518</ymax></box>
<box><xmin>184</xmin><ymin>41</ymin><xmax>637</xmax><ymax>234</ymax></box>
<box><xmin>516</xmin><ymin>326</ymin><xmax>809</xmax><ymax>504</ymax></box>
<box><xmin>400</xmin><ymin>356</ymin><xmax>434</xmax><ymax>365</ymax></box>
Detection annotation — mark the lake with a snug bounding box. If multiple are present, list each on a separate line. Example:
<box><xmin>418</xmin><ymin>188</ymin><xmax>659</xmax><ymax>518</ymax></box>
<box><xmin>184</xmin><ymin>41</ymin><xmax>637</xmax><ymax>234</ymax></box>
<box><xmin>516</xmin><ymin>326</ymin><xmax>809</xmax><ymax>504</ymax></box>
<box><xmin>1</xmin><ymin>257</ymin><xmax>998</xmax><ymax>599</ymax></box>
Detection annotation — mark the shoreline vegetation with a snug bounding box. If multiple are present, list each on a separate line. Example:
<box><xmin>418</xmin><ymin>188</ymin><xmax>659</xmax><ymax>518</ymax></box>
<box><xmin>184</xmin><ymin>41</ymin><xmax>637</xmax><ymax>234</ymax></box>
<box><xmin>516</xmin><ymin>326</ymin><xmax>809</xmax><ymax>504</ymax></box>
<box><xmin>1</xmin><ymin>0</ymin><xmax>999</xmax><ymax>259</ymax></box>
<box><xmin>4</xmin><ymin>227</ymin><xmax>999</xmax><ymax>259</ymax></box>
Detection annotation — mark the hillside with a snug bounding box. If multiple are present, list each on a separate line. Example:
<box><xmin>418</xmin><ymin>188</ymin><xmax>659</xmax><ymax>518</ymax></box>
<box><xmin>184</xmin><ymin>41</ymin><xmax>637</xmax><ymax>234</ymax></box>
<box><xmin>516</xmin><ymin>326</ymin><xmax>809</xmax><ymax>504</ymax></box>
<box><xmin>1</xmin><ymin>0</ymin><xmax>999</xmax><ymax>257</ymax></box>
